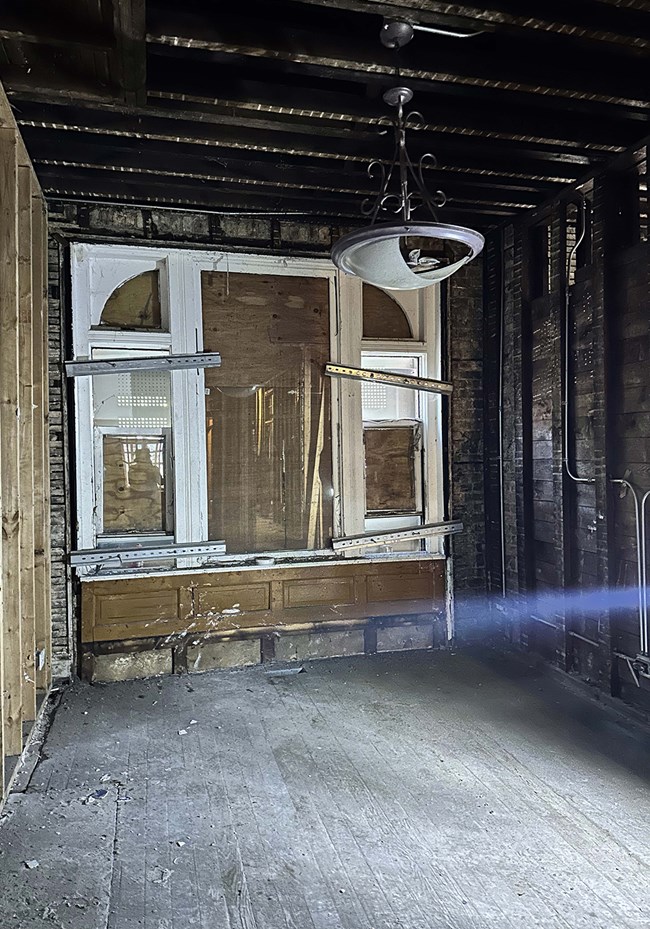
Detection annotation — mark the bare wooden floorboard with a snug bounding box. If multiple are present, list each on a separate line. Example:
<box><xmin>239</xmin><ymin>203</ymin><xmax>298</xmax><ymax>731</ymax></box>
<box><xmin>1</xmin><ymin>650</ymin><xmax>650</xmax><ymax>928</ymax></box>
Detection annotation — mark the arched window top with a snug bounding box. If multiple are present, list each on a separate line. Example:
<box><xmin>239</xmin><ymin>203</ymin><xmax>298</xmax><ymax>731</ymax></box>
<box><xmin>98</xmin><ymin>270</ymin><xmax>162</xmax><ymax>330</ymax></box>
<box><xmin>362</xmin><ymin>284</ymin><xmax>413</xmax><ymax>339</ymax></box>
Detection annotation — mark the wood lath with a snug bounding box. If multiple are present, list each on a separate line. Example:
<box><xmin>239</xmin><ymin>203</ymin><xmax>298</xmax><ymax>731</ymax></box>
<box><xmin>0</xmin><ymin>0</ymin><xmax>648</xmax><ymax>228</ymax></box>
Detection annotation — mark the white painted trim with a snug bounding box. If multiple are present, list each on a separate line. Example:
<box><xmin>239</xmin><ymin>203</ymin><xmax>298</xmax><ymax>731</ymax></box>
<box><xmin>167</xmin><ymin>253</ymin><xmax>206</xmax><ymax>549</ymax></box>
<box><xmin>336</xmin><ymin>275</ymin><xmax>365</xmax><ymax>540</ymax></box>
<box><xmin>71</xmin><ymin>244</ymin><xmax>446</xmax><ymax>573</ymax></box>
<box><xmin>422</xmin><ymin>285</ymin><xmax>445</xmax><ymax>555</ymax></box>
<box><xmin>336</xmin><ymin>280</ymin><xmax>445</xmax><ymax>557</ymax></box>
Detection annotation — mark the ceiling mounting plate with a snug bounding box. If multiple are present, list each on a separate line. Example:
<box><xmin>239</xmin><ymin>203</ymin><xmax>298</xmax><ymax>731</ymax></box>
<box><xmin>382</xmin><ymin>86</ymin><xmax>414</xmax><ymax>107</ymax></box>
<box><xmin>380</xmin><ymin>20</ymin><xmax>415</xmax><ymax>49</ymax></box>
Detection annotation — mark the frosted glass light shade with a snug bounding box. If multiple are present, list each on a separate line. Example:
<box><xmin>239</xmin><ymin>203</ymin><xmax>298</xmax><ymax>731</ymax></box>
<box><xmin>332</xmin><ymin>222</ymin><xmax>484</xmax><ymax>291</ymax></box>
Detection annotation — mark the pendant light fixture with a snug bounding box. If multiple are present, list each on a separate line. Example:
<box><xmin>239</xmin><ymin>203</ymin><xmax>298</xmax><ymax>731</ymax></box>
<box><xmin>331</xmin><ymin>24</ymin><xmax>484</xmax><ymax>291</ymax></box>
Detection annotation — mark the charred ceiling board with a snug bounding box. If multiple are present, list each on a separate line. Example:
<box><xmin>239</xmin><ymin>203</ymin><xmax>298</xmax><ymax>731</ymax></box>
<box><xmin>19</xmin><ymin>130</ymin><xmax>563</xmax><ymax>201</ymax></box>
<box><xmin>146</xmin><ymin>41</ymin><xmax>649</xmax><ymax>122</ymax></box>
<box><xmin>11</xmin><ymin>94</ymin><xmax>635</xmax><ymax>157</ymax></box>
<box><xmin>143</xmin><ymin>3</ymin><xmax>650</xmax><ymax>109</ymax></box>
<box><xmin>0</xmin><ymin>0</ymin><xmax>647</xmax><ymax>225</ymax></box>
<box><xmin>112</xmin><ymin>0</ymin><xmax>147</xmax><ymax>105</ymax></box>
<box><xmin>286</xmin><ymin>0</ymin><xmax>650</xmax><ymax>53</ymax></box>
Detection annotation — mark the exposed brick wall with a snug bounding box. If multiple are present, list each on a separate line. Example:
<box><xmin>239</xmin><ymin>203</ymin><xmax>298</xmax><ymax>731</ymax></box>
<box><xmin>48</xmin><ymin>234</ymin><xmax>73</xmax><ymax>679</ymax></box>
<box><xmin>447</xmin><ymin>260</ymin><xmax>487</xmax><ymax>636</ymax></box>
<box><xmin>482</xmin><ymin>142</ymin><xmax>650</xmax><ymax>711</ymax></box>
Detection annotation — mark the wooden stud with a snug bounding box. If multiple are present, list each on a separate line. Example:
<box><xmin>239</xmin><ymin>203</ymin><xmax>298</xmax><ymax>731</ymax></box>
<box><xmin>0</xmin><ymin>127</ymin><xmax>23</xmax><ymax>757</ymax></box>
<box><xmin>32</xmin><ymin>193</ymin><xmax>50</xmax><ymax>693</ymax></box>
<box><xmin>18</xmin><ymin>163</ymin><xmax>36</xmax><ymax>722</ymax></box>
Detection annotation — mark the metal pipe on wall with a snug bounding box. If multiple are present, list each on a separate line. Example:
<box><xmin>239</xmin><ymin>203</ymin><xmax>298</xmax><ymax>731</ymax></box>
<box><xmin>563</xmin><ymin>195</ymin><xmax>595</xmax><ymax>486</ymax></box>
<box><xmin>610</xmin><ymin>479</ymin><xmax>646</xmax><ymax>657</ymax></box>
<box><xmin>498</xmin><ymin>229</ymin><xmax>507</xmax><ymax>597</ymax></box>
<box><xmin>640</xmin><ymin>490</ymin><xmax>650</xmax><ymax>656</ymax></box>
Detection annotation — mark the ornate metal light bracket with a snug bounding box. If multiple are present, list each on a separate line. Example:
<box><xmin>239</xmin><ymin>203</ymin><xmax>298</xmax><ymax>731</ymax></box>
<box><xmin>330</xmin><ymin>34</ymin><xmax>484</xmax><ymax>290</ymax></box>
<box><xmin>362</xmin><ymin>86</ymin><xmax>447</xmax><ymax>226</ymax></box>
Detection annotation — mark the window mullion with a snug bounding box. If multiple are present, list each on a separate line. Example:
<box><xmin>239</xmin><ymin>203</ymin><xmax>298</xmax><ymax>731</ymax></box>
<box><xmin>167</xmin><ymin>253</ymin><xmax>208</xmax><ymax>547</ymax></box>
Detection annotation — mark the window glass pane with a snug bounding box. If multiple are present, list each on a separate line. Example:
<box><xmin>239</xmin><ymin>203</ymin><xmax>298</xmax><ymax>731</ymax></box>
<box><xmin>201</xmin><ymin>271</ymin><xmax>333</xmax><ymax>553</ymax></box>
<box><xmin>98</xmin><ymin>270</ymin><xmax>163</xmax><ymax>330</ymax></box>
<box><xmin>361</xmin><ymin>353</ymin><xmax>420</xmax><ymax>420</ymax></box>
<box><xmin>363</xmin><ymin>515</ymin><xmax>422</xmax><ymax>553</ymax></box>
<box><xmin>93</xmin><ymin>367</ymin><xmax>171</xmax><ymax>430</ymax></box>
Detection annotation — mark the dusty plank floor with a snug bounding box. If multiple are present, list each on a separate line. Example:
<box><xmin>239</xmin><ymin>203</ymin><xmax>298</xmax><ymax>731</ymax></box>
<box><xmin>1</xmin><ymin>649</ymin><xmax>650</xmax><ymax>929</ymax></box>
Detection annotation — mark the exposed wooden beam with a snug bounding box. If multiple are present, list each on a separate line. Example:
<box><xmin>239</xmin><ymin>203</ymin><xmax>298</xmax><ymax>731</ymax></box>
<box><xmin>0</xmin><ymin>126</ymin><xmax>23</xmax><ymax>757</ymax></box>
<box><xmin>37</xmin><ymin>170</ymin><xmax>515</xmax><ymax>227</ymax></box>
<box><xmin>113</xmin><ymin>0</ymin><xmax>147</xmax><ymax>105</ymax></box>
<box><xmin>30</xmin><ymin>193</ymin><xmax>51</xmax><ymax>693</ymax></box>
<box><xmin>9</xmin><ymin>79</ymin><xmax>638</xmax><ymax>156</ymax></box>
<box><xmin>147</xmin><ymin>91</ymin><xmax>628</xmax><ymax>154</ymax></box>
<box><xmin>0</xmin><ymin>70</ymin><xmax>117</xmax><ymax>104</ymax></box>
<box><xmin>146</xmin><ymin>34</ymin><xmax>649</xmax><ymax>111</ymax></box>
<box><xmin>34</xmin><ymin>157</ymin><xmax>544</xmax><ymax>215</ymax></box>
<box><xmin>9</xmin><ymin>90</ymin><xmax>631</xmax><ymax>157</ymax></box>
<box><xmin>17</xmin><ymin>116</ymin><xmax>603</xmax><ymax>178</ymax></box>
<box><xmin>27</xmin><ymin>134</ymin><xmax>559</xmax><ymax>199</ymax></box>
<box><xmin>17</xmin><ymin>164</ymin><xmax>36</xmax><ymax>724</ymax></box>
<box><xmin>0</xmin><ymin>27</ymin><xmax>113</xmax><ymax>51</ymax></box>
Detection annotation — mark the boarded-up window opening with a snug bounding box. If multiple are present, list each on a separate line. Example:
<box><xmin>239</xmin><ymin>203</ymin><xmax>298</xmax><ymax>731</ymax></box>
<box><xmin>201</xmin><ymin>271</ymin><xmax>333</xmax><ymax>554</ymax></box>
<box><xmin>363</xmin><ymin>284</ymin><xmax>413</xmax><ymax>339</ymax></box>
<box><xmin>364</xmin><ymin>424</ymin><xmax>421</xmax><ymax>515</ymax></box>
<box><xmin>102</xmin><ymin>435</ymin><xmax>169</xmax><ymax>534</ymax></box>
<box><xmin>99</xmin><ymin>270</ymin><xmax>162</xmax><ymax>329</ymax></box>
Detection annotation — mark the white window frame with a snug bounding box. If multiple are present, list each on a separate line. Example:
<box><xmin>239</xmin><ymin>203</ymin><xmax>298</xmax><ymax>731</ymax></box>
<box><xmin>334</xmin><ymin>277</ymin><xmax>445</xmax><ymax>555</ymax></box>
<box><xmin>71</xmin><ymin>243</ymin><xmax>444</xmax><ymax>566</ymax></box>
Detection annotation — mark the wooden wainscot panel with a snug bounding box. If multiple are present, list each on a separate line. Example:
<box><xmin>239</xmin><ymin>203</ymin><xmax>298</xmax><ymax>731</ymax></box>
<box><xmin>82</xmin><ymin>579</ymin><xmax>185</xmax><ymax>642</ymax></box>
<box><xmin>81</xmin><ymin>559</ymin><xmax>446</xmax><ymax>644</ymax></box>
<box><xmin>366</xmin><ymin>563</ymin><xmax>437</xmax><ymax>603</ymax></box>
<box><xmin>195</xmin><ymin>584</ymin><xmax>270</xmax><ymax>615</ymax></box>
<box><xmin>283</xmin><ymin>575</ymin><xmax>356</xmax><ymax>609</ymax></box>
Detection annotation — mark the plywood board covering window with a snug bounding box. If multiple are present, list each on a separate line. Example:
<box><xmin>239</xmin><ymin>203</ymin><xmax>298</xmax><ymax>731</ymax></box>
<box><xmin>201</xmin><ymin>272</ymin><xmax>333</xmax><ymax>553</ymax></box>
<box><xmin>362</xmin><ymin>284</ymin><xmax>413</xmax><ymax>339</ymax></box>
<box><xmin>364</xmin><ymin>425</ymin><xmax>419</xmax><ymax>514</ymax></box>
<box><xmin>99</xmin><ymin>270</ymin><xmax>162</xmax><ymax>329</ymax></box>
<box><xmin>102</xmin><ymin>436</ymin><xmax>168</xmax><ymax>533</ymax></box>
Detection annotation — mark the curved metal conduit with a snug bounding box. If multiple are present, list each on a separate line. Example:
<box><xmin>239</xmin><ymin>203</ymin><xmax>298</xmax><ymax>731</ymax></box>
<box><xmin>498</xmin><ymin>229</ymin><xmax>506</xmax><ymax>597</ymax></box>
<box><xmin>609</xmin><ymin>479</ymin><xmax>650</xmax><ymax>665</ymax></box>
<box><xmin>563</xmin><ymin>196</ymin><xmax>595</xmax><ymax>485</ymax></box>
